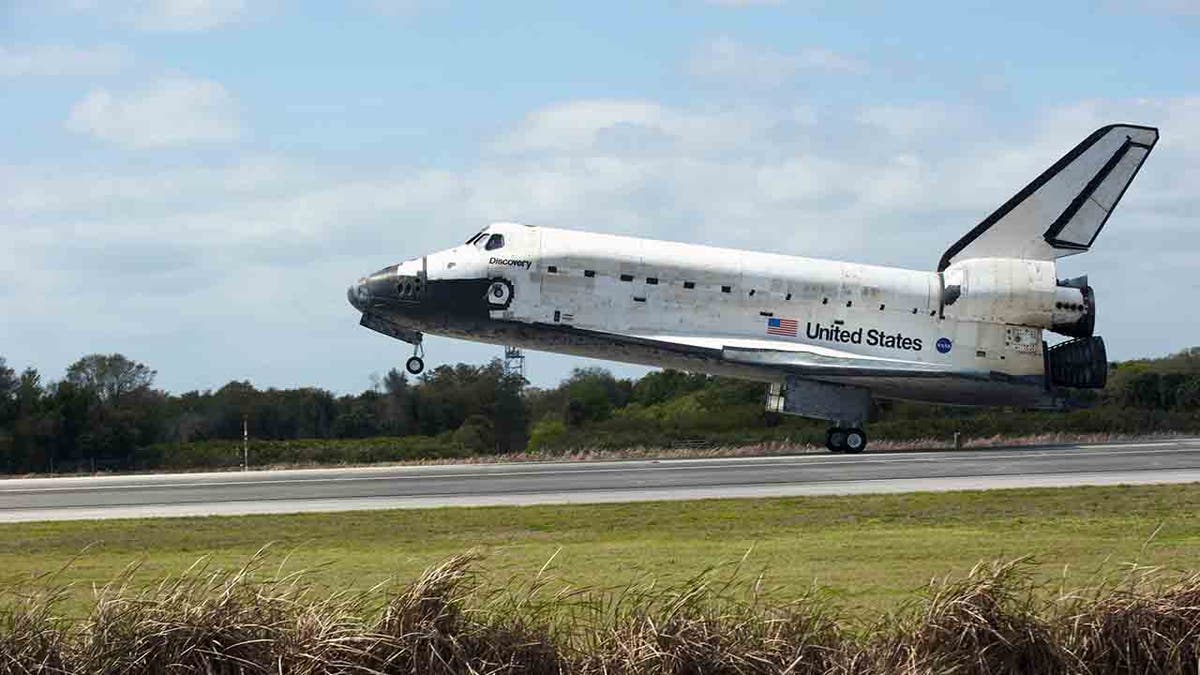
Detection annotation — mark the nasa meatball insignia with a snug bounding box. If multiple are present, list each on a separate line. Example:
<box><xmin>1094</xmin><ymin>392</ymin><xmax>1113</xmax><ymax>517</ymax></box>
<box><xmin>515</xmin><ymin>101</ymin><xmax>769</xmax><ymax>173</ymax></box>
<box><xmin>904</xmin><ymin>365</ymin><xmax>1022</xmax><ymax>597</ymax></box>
<box><xmin>805</xmin><ymin>322</ymin><xmax>923</xmax><ymax>352</ymax></box>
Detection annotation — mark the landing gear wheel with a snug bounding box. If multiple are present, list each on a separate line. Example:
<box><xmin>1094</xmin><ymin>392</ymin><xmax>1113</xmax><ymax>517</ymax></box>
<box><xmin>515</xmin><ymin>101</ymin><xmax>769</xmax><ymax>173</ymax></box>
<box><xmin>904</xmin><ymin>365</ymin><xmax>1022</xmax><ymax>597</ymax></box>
<box><xmin>843</xmin><ymin>428</ymin><xmax>867</xmax><ymax>454</ymax></box>
<box><xmin>405</xmin><ymin>356</ymin><xmax>424</xmax><ymax>375</ymax></box>
<box><xmin>826</xmin><ymin>428</ymin><xmax>848</xmax><ymax>453</ymax></box>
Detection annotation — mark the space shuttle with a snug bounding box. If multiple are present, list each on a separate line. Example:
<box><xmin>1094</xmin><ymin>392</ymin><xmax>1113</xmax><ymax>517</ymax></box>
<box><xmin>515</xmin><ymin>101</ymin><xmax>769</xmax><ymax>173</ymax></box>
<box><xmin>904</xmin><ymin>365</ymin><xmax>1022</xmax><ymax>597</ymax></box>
<box><xmin>348</xmin><ymin>124</ymin><xmax>1158</xmax><ymax>453</ymax></box>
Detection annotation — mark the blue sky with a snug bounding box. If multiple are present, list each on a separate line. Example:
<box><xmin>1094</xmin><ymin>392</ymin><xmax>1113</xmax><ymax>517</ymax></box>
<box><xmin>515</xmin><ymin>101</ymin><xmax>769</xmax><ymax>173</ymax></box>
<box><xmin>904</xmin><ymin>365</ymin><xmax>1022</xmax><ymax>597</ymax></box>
<box><xmin>3</xmin><ymin>0</ymin><xmax>1198</xmax><ymax>394</ymax></box>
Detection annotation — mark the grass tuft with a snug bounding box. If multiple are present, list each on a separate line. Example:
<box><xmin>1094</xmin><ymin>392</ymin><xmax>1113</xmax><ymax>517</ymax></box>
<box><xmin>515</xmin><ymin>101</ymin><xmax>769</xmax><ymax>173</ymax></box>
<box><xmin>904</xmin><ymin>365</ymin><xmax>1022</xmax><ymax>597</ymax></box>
<box><xmin>870</xmin><ymin>558</ymin><xmax>1068</xmax><ymax>674</ymax></box>
<box><xmin>5</xmin><ymin>552</ymin><xmax>1200</xmax><ymax>673</ymax></box>
<box><xmin>1060</xmin><ymin>565</ymin><xmax>1200</xmax><ymax>675</ymax></box>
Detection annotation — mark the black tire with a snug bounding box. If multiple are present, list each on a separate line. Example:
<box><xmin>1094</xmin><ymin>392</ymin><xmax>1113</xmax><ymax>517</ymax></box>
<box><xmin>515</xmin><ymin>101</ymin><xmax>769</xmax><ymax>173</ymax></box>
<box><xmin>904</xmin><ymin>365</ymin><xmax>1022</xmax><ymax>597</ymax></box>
<box><xmin>826</xmin><ymin>428</ymin><xmax>848</xmax><ymax>453</ymax></box>
<box><xmin>405</xmin><ymin>356</ymin><xmax>424</xmax><ymax>375</ymax></box>
<box><xmin>843</xmin><ymin>428</ymin><xmax>867</xmax><ymax>454</ymax></box>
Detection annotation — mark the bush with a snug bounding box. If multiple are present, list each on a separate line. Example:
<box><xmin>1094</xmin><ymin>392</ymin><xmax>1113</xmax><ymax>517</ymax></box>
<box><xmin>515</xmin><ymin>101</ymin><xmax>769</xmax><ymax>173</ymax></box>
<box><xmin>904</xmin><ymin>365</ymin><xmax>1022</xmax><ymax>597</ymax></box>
<box><xmin>134</xmin><ymin>434</ymin><xmax>471</xmax><ymax>470</ymax></box>
<box><xmin>526</xmin><ymin>418</ymin><xmax>567</xmax><ymax>453</ymax></box>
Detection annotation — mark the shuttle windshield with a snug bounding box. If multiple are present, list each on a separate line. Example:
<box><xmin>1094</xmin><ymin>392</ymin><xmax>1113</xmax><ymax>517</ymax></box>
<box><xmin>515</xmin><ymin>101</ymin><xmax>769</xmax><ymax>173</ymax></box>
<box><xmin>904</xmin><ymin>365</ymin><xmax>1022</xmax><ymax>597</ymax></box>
<box><xmin>473</xmin><ymin>233</ymin><xmax>505</xmax><ymax>250</ymax></box>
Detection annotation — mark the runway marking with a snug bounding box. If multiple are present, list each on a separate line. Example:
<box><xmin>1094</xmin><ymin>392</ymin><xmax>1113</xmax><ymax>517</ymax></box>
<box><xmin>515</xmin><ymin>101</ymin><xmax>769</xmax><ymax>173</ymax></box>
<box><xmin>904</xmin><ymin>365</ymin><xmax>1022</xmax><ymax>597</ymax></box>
<box><xmin>5</xmin><ymin>469</ymin><xmax>1200</xmax><ymax>523</ymax></box>
<box><xmin>4</xmin><ymin>442</ymin><xmax>1199</xmax><ymax>495</ymax></box>
<box><xmin>6</xmin><ymin>465</ymin><xmax>1200</xmax><ymax>509</ymax></box>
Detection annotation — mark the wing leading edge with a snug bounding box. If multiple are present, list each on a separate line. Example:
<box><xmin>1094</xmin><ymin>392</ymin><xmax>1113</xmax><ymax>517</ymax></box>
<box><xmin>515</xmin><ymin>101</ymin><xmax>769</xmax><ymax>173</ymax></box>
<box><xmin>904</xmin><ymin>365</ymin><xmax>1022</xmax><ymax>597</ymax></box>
<box><xmin>721</xmin><ymin>346</ymin><xmax>974</xmax><ymax>379</ymax></box>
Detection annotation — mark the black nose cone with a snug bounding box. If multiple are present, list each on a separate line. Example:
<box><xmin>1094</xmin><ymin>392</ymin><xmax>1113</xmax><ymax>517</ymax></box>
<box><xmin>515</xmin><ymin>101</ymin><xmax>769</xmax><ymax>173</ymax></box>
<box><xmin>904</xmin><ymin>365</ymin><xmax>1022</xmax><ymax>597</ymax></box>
<box><xmin>348</xmin><ymin>264</ymin><xmax>403</xmax><ymax>313</ymax></box>
<box><xmin>348</xmin><ymin>281</ymin><xmax>370</xmax><ymax>311</ymax></box>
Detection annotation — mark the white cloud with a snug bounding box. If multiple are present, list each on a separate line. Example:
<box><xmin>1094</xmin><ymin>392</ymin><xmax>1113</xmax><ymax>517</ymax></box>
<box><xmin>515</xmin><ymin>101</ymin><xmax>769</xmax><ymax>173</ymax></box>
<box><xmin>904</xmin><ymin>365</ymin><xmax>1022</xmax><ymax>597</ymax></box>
<box><xmin>6</xmin><ymin>96</ymin><xmax>1199</xmax><ymax>391</ymax></box>
<box><xmin>67</xmin><ymin>0</ymin><xmax>252</xmax><ymax>32</ymax></box>
<box><xmin>0</xmin><ymin>44</ymin><xmax>131</xmax><ymax>77</ymax></box>
<box><xmin>795</xmin><ymin>46</ymin><xmax>867</xmax><ymax>74</ymax></box>
<box><xmin>491</xmin><ymin>99</ymin><xmax>816</xmax><ymax>156</ymax></box>
<box><xmin>360</xmin><ymin>0</ymin><xmax>435</xmax><ymax>16</ymax></box>
<box><xmin>65</xmin><ymin>76</ymin><xmax>242</xmax><ymax>148</ymax></box>
<box><xmin>690</xmin><ymin>36</ymin><xmax>866</xmax><ymax>86</ymax></box>
<box><xmin>704</xmin><ymin>0</ymin><xmax>784</xmax><ymax>6</ymax></box>
<box><xmin>1104</xmin><ymin>0</ymin><xmax>1200</xmax><ymax>15</ymax></box>
<box><xmin>855</xmin><ymin>102</ymin><xmax>966</xmax><ymax>140</ymax></box>
<box><xmin>132</xmin><ymin>0</ymin><xmax>248</xmax><ymax>31</ymax></box>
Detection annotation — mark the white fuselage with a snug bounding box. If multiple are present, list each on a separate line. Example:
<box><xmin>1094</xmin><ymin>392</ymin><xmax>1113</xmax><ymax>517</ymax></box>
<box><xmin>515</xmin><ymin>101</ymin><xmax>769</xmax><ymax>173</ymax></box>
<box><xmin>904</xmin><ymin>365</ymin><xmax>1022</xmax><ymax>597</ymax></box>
<box><xmin>354</xmin><ymin>124</ymin><xmax>1159</xmax><ymax>425</ymax></box>
<box><xmin>375</xmin><ymin>222</ymin><xmax>1071</xmax><ymax>406</ymax></box>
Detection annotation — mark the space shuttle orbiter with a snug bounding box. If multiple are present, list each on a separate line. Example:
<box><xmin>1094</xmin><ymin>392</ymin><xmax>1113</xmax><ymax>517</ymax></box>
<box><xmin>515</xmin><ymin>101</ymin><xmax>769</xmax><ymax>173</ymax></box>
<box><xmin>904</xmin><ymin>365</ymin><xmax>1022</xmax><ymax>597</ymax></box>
<box><xmin>348</xmin><ymin>124</ymin><xmax>1158</xmax><ymax>453</ymax></box>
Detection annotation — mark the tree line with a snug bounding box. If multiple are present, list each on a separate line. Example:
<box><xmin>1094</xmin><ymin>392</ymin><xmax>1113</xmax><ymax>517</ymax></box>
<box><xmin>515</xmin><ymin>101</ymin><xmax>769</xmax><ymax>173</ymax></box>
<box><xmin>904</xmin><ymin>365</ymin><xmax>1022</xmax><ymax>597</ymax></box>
<box><xmin>2</xmin><ymin>347</ymin><xmax>1199</xmax><ymax>474</ymax></box>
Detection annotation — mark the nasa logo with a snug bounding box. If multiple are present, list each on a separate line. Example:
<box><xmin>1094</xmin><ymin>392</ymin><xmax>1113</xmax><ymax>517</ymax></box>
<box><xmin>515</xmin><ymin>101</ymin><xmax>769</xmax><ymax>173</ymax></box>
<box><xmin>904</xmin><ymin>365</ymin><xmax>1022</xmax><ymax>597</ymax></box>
<box><xmin>936</xmin><ymin>337</ymin><xmax>953</xmax><ymax>354</ymax></box>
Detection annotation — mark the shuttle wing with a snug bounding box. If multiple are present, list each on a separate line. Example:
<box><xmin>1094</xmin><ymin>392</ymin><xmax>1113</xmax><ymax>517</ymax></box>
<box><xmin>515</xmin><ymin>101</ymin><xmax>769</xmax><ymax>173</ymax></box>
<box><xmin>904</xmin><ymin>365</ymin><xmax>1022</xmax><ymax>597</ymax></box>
<box><xmin>720</xmin><ymin>346</ymin><xmax>972</xmax><ymax>379</ymax></box>
<box><xmin>624</xmin><ymin>332</ymin><xmax>978</xmax><ymax>379</ymax></box>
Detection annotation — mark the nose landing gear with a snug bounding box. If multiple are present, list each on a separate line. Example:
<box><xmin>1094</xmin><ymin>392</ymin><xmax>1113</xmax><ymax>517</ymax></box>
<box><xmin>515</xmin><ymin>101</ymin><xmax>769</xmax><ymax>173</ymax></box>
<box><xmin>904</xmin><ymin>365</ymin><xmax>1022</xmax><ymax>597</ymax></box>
<box><xmin>356</xmin><ymin>313</ymin><xmax>428</xmax><ymax>376</ymax></box>
<box><xmin>405</xmin><ymin>341</ymin><xmax>425</xmax><ymax>375</ymax></box>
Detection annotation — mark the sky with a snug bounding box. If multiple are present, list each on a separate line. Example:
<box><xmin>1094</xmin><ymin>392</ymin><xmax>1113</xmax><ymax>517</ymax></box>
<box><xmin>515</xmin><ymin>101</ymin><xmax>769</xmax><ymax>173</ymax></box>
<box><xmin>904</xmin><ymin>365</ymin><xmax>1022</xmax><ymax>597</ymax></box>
<box><xmin>2</xmin><ymin>0</ymin><xmax>1199</xmax><ymax>395</ymax></box>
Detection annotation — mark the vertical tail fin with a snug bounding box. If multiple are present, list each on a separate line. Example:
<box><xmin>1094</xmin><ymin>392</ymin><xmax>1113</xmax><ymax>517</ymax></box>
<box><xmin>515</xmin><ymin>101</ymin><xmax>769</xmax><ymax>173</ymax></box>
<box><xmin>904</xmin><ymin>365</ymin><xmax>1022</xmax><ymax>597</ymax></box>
<box><xmin>938</xmin><ymin>124</ymin><xmax>1158</xmax><ymax>271</ymax></box>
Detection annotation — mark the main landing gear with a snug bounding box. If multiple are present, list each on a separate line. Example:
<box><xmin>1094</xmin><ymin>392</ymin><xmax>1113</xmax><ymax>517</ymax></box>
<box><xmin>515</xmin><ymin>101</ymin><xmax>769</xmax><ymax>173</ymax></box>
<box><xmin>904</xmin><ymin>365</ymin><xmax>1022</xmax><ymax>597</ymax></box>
<box><xmin>826</xmin><ymin>427</ymin><xmax>867</xmax><ymax>454</ymax></box>
<box><xmin>766</xmin><ymin>378</ymin><xmax>872</xmax><ymax>455</ymax></box>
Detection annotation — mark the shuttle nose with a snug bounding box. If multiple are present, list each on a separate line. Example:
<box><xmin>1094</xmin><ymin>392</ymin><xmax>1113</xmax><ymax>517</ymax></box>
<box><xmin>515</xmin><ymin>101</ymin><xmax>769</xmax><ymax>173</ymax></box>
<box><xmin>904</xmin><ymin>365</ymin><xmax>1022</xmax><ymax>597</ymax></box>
<box><xmin>348</xmin><ymin>264</ymin><xmax>411</xmax><ymax>313</ymax></box>
<box><xmin>347</xmin><ymin>280</ymin><xmax>371</xmax><ymax>311</ymax></box>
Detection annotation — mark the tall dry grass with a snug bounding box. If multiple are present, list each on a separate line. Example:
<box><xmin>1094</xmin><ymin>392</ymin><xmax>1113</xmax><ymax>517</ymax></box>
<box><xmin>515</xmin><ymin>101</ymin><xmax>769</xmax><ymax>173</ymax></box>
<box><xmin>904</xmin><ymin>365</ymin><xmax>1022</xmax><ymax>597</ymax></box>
<box><xmin>1058</xmin><ymin>564</ymin><xmax>1200</xmax><ymax>675</ymax></box>
<box><xmin>3</xmin><ymin>552</ymin><xmax>1200</xmax><ymax>674</ymax></box>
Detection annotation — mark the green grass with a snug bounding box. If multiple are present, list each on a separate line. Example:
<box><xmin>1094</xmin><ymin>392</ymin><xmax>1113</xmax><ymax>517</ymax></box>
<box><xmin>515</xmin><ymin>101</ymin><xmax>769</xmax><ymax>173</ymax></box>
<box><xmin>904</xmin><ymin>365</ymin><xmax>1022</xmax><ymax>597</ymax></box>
<box><xmin>4</xmin><ymin>484</ymin><xmax>1200</xmax><ymax>614</ymax></box>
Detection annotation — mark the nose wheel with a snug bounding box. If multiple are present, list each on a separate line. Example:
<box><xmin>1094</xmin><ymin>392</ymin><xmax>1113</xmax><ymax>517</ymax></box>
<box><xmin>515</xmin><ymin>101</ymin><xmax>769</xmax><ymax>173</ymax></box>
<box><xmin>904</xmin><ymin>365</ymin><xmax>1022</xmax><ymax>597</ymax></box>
<box><xmin>405</xmin><ymin>340</ymin><xmax>425</xmax><ymax>375</ymax></box>
<box><xmin>826</xmin><ymin>427</ymin><xmax>867</xmax><ymax>454</ymax></box>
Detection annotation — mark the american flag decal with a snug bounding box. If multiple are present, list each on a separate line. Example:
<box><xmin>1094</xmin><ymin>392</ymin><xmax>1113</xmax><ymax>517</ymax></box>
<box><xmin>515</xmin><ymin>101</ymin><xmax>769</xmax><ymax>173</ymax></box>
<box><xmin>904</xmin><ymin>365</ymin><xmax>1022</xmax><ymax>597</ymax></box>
<box><xmin>766</xmin><ymin>317</ymin><xmax>798</xmax><ymax>337</ymax></box>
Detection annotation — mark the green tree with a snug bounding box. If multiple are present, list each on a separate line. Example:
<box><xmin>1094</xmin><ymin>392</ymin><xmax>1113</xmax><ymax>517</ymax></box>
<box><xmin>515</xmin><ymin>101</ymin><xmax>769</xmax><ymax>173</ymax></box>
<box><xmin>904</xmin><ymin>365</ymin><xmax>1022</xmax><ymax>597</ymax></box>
<box><xmin>632</xmin><ymin>370</ymin><xmax>709</xmax><ymax>406</ymax></box>
<box><xmin>526</xmin><ymin>418</ymin><xmax>567</xmax><ymax>452</ymax></box>
<box><xmin>562</xmin><ymin>368</ymin><xmax>630</xmax><ymax>426</ymax></box>
<box><xmin>1174</xmin><ymin>376</ymin><xmax>1200</xmax><ymax>410</ymax></box>
<box><xmin>1122</xmin><ymin>371</ymin><xmax>1163</xmax><ymax>409</ymax></box>
<box><xmin>65</xmin><ymin>354</ymin><xmax>156</xmax><ymax>403</ymax></box>
<box><xmin>0</xmin><ymin>357</ymin><xmax>17</xmax><ymax>427</ymax></box>
<box><xmin>8</xmin><ymin>368</ymin><xmax>49</xmax><ymax>472</ymax></box>
<box><xmin>378</xmin><ymin>368</ymin><xmax>414</xmax><ymax>435</ymax></box>
<box><xmin>453</xmin><ymin>414</ymin><xmax>495</xmax><ymax>453</ymax></box>
<box><xmin>492</xmin><ymin>368</ymin><xmax>528</xmax><ymax>452</ymax></box>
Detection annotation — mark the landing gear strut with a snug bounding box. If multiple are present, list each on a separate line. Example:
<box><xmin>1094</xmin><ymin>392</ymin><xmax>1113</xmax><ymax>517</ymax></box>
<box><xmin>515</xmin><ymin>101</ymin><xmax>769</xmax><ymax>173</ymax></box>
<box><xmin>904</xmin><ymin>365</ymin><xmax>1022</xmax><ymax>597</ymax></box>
<box><xmin>405</xmin><ymin>339</ymin><xmax>425</xmax><ymax>375</ymax></box>
<box><xmin>825</xmin><ymin>426</ymin><xmax>867</xmax><ymax>454</ymax></box>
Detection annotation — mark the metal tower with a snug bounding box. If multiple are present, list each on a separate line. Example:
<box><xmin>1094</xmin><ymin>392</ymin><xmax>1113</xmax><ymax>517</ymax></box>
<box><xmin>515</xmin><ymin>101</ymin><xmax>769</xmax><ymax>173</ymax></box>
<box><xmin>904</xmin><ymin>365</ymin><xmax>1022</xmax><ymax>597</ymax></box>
<box><xmin>503</xmin><ymin>346</ymin><xmax>525</xmax><ymax>380</ymax></box>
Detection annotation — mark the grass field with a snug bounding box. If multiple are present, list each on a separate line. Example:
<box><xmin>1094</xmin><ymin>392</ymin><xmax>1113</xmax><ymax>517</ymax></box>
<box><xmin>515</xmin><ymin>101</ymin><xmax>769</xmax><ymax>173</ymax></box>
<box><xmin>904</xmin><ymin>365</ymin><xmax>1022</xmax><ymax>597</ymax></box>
<box><xmin>4</xmin><ymin>483</ymin><xmax>1200</xmax><ymax>614</ymax></box>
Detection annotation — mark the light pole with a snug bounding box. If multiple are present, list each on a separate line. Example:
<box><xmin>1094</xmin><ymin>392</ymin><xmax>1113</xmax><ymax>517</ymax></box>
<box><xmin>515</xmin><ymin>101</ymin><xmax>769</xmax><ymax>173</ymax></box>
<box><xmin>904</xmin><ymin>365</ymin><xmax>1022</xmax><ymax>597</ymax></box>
<box><xmin>242</xmin><ymin>414</ymin><xmax>249</xmax><ymax>471</ymax></box>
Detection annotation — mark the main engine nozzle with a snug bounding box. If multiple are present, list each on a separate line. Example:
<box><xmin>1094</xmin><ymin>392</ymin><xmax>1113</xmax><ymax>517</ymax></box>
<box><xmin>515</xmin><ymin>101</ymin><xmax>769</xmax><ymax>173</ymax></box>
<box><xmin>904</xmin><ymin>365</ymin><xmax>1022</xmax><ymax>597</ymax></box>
<box><xmin>1051</xmin><ymin>276</ymin><xmax>1095</xmax><ymax>338</ymax></box>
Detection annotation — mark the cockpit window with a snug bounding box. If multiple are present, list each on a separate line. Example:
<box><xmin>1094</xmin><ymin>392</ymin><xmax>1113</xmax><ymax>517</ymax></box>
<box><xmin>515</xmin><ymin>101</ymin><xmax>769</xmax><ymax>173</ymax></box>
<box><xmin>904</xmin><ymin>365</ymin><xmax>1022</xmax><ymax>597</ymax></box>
<box><xmin>484</xmin><ymin>234</ymin><xmax>505</xmax><ymax>251</ymax></box>
<box><xmin>465</xmin><ymin>230</ymin><xmax>485</xmax><ymax>245</ymax></box>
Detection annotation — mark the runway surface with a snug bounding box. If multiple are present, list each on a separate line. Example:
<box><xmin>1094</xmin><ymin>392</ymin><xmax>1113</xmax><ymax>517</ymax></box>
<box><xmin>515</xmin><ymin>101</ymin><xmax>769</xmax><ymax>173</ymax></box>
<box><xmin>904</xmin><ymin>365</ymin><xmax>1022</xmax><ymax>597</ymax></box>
<box><xmin>3</xmin><ymin>438</ymin><xmax>1200</xmax><ymax>522</ymax></box>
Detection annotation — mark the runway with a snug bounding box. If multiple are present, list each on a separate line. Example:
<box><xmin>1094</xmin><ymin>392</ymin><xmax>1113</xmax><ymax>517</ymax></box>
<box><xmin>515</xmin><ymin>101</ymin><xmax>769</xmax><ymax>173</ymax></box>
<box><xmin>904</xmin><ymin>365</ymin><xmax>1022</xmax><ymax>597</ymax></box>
<box><xmin>3</xmin><ymin>438</ymin><xmax>1200</xmax><ymax>523</ymax></box>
